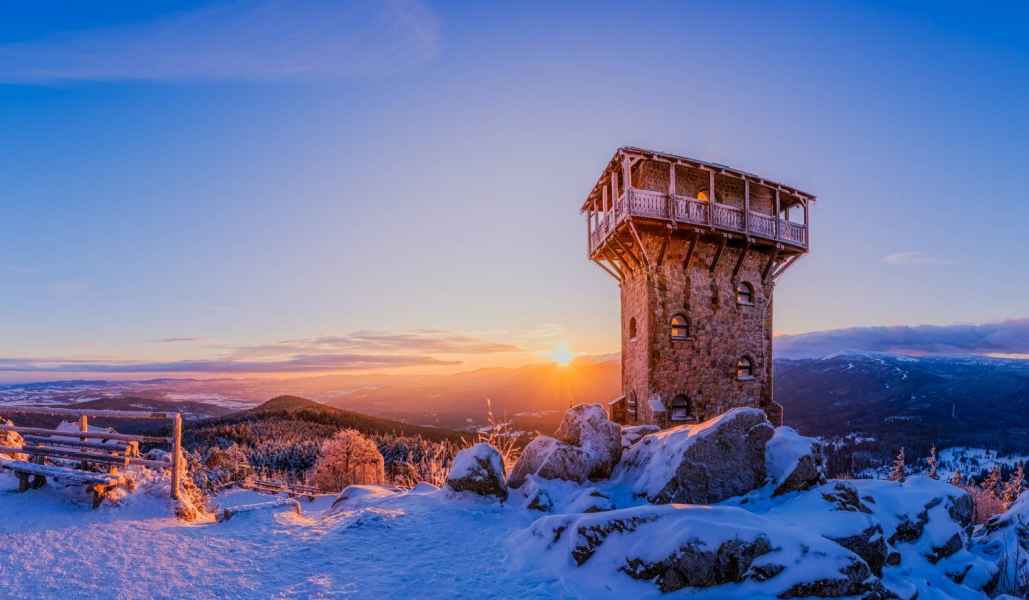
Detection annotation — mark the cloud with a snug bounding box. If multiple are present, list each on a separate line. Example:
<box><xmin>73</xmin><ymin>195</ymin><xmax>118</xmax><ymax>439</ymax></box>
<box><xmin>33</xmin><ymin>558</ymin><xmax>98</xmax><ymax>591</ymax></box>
<box><xmin>0</xmin><ymin>353</ymin><xmax>458</xmax><ymax>374</ymax></box>
<box><xmin>882</xmin><ymin>251</ymin><xmax>953</xmax><ymax>266</ymax></box>
<box><xmin>0</xmin><ymin>0</ymin><xmax>440</xmax><ymax>83</ymax></box>
<box><xmin>775</xmin><ymin>318</ymin><xmax>1029</xmax><ymax>359</ymax></box>
<box><xmin>0</xmin><ymin>329</ymin><xmax>520</xmax><ymax>376</ymax></box>
<box><xmin>231</xmin><ymin>330</ymin><xmax>524</xmax><ymax>358</ymax></box>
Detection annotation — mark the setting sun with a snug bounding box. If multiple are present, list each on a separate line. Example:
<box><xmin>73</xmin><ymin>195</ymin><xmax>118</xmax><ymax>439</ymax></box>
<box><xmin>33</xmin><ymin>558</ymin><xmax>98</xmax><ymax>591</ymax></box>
<box><xmin>549</xmin><ymin>342</ymin><xmax>574</xmax><ymax>366</ymax></box>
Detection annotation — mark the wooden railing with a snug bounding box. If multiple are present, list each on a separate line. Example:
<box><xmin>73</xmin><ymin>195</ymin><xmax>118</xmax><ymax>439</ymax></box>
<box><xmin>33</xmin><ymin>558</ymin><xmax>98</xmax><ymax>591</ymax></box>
<box><xmin>589</xmin><ymin>188</ymin><xmax>808</xmax><ymax>252</ymax></box>
<box><xmin>0</xmin><ymin>406</ymin><xmax>184</xmax><ymax>500</ymax></box>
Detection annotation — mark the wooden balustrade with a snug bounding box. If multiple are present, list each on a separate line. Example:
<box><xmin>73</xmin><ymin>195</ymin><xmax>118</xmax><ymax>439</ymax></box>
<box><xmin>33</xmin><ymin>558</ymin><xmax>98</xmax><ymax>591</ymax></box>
<box><xmin>589</xmin><ymin>187</ymin><xmax>808</xmax><ymax>252</ymax></box>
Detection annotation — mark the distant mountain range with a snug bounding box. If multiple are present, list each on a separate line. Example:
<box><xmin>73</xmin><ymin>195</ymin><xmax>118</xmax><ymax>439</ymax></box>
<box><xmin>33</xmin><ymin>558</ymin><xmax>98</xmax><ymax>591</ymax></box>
<box><xmin>2</xmin><ymin>353</ymin><xmax>1028</xmax><ymax>454</ymax></box>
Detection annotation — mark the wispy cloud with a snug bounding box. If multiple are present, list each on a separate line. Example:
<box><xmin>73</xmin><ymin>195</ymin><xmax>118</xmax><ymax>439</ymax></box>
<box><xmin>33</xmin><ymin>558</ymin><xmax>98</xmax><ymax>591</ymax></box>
<box><xmin>0</xmin><ymin>353</ymin><xmax>458</xmax><ymax>374</ymax></box>
<box><xmin>776</xmin><ymin>318</ymin><xmax>1029</xmax><ymax>358</ymax></box>
<box><xmin>150</xmin><ymin>337</ymin><xmax>201</xmax><ymax>344</ymax></box>
<box><xmin>882</xmin><ymin>251</ymin><xmax>954</xmax><ymax>266</ymax></box>
<box><xmin>0</xmin><ymin>329</ymin><xmax>519</xmax><ymax>375</ymax></box>
<box><xmin>0</xmin><ymin>0</ymin><xmax>440</xmax><ymax>83</ymax></box>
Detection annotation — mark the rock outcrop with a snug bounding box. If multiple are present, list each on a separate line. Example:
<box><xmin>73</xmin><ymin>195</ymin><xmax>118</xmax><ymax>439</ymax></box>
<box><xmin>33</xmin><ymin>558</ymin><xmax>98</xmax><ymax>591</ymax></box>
<box><xmin>614</xmin><ymin>408</ymin><xmax>774</xmax><ymax>504</ymax></box>
<box><xmin>446</xmin><ymin>443</ymin><xmax>508</xmax><ymax>500</ymax></box>
<box><xmin>765</xmin><ymin>426</ymin><xmax>826</xmax><ymax>496</ymax></box>
<box><xmin>512</xmin><ymin>504</ymin><xmax>889</xmax><ymax>597</ymax></box>
<box><xmin>620</xmin><ymin>424</ymin><xmax>659</xmax><ymax>451</ymax></box>
<box><xmin>508</xmin><ymin>404</ymin><xmax>622</xmax><ymax>489</ymax></box>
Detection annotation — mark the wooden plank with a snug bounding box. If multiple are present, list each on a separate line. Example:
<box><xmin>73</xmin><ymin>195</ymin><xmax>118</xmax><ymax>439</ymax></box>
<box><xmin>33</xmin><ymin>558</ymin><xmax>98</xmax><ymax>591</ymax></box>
<box><xmin>762</xmin><ymin>245</ymin><xmax>781</xmax><ymax>282</ymax></box>
<box><xmin>591</xmin><ymin>259</ymin><xmax>622</xmax><ymax>283</ymax></box>
<box><xmin>22</xmin><ymin>434</ymin><xmax>129</xmax><ymax>452</ymax></box>
<box><xmin>0</xmin><ymin>459</ymin><xmax>123</xmax><ymax>485</ymax></box>
<box><xmin>773</xmin><ymin>254</ymin><xmax>802</xmax><ymax>280</ymax></box>
<box><xmin>0</xmin><ymin>445</ymin><xmax>169</xmax><ymax>469</ymax></box>
<box><xmin>655</xmin><ymin>227</ymin><xmax>672</xmax><ymax>267</ymax></box>
<box><xmin>0</xmin><ymin>425</ymin><xmax>170</xmax><ymax>444</ymax></box>
<box><xmin>0</xmin><ymin>406</ymin><xmax>175</xmax><ymax>420</ymax></box>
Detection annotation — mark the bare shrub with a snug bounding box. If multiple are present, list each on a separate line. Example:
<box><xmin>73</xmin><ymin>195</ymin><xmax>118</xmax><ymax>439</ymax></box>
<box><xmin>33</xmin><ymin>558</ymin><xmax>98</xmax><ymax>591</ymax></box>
<box><xmin>310</xmin><ymin>429</ymin><xmax>385</xmax><ymax>493</ymax></box>
<box><xmin>465</xmin><ymin>398</ymin><xmax>524</xmax><ymax>471</ymax></box>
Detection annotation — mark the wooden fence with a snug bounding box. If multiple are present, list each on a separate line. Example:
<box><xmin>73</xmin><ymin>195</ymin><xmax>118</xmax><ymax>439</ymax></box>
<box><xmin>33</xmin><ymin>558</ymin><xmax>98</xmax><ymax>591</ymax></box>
<box><xmin>0</xmin><ymin>406</ymin><xmax>184</xmax><ymax>500</ymax></box>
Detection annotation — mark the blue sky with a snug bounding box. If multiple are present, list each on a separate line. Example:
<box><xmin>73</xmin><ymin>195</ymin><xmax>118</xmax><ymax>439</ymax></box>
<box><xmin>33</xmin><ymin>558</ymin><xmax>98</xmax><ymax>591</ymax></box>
<box><xmin>1</xmin><ymin>1</ymin><xmax>1026</xmax><ymax>380</ymax></box>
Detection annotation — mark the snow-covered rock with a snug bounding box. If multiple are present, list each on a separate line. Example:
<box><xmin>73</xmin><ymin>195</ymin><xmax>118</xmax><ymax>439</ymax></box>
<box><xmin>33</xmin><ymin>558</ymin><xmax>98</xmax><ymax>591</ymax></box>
<box><xmin>614</xmin><ymin>408</ymin><xmax>774</xmax><ymax>504</ymax></box>
<box><xmin>512</xmin><ymin>503</ymin><xmax>889</xmax><ymax>597</ymax></box>
<box><xmin>554</xmin><ymin>404</ymin><xmax>622</xmax><ymax>480</ymax></box>
<box><xmin>508</xmin><ymin>436</ymin><xmax>591</xmax><ymax>488</ymax></box>
<box><xmin>971</xmin><ymin>491</ymin><xmax>1029</xmax><ymax>597</ymax></box>
<box><xmin>620</xmin><ymin>424</ymin><xmax>659</xmax><ymax>451</ymax></box>
<box><xmin>510</xmin><ymin>404</ymin><xmax>624</xmax><ymax>489</ymax></box>
<box><xmin>766</xmin><ymin>426</ymin><xmax>826</xmax><ymax>496</ymax></box>
<box><xmin>0</xmin><ymin>418</ymin><xmax>26</xmax><ymax>461</ymax></box>
<box><xmin>328</xmin><ymin>484</ymin><xmax>397</xmax><ymax>513</ymax></box>
<box><xmin>446</xmin><ymin>443</ymin><xmax>508</xmax><ymax>500</ymax></box>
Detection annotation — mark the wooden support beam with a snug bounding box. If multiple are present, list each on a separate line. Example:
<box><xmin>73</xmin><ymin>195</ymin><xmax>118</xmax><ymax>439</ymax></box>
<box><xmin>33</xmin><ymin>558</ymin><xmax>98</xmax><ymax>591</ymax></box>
<box><xmin>774</xmin><ymin>188</ymin><xmax>781</xmax><ymax>240</ymax></box>
<box><xmin>710</xmin><ymin>235</ymin><xmax>727</xmax><ymax>273</ymax></box>
<box><xmin>773</xmin><ymin>255</ymin><xmax>802</xmax><ymax>280</ymax></box>
<box><xmin>171</xmin><ymin>412</ymin><xmax>183</xmax><ymax>501</ymax></box>
<box><xmin>708</xmin><ymin>169</ymin><xmax>716</xmax><ymax>227</ymax></box>
<box><xmin>682</xmin><ymin>230</ymin><xmax>699</xmax><ymax>271</ymax></box>
<box><xmin>592</xmin><ymin>258</ymin><xmax>622</xmax><ymax>283</ymax></box>
<box><xmin>732</xmin><ymin>240</ymin><xmax>751</xmax><ymax>281</ymax></box>
<box><xmin>627</xmin><ymin>221</ymin><xmax>653</xmax><ymax>270</ymax></box>
<box><xmin>603</xmin><ymin>252</ymin><xmax>626</xmax><ymax>280</ymax></box>
<box><xmin>762</xmin><ymin>245</ymin><xmax>781</xmax><ymax>282</ymax></box>
<box><xmin>612</xmin><ymin>236</ymin><xmax>641</xmax><ymax>272</ymax></box>
<box><xmin>655</xmin><ymin>226</ymin><xmax>672</xmax><ymax>267</ymax></box>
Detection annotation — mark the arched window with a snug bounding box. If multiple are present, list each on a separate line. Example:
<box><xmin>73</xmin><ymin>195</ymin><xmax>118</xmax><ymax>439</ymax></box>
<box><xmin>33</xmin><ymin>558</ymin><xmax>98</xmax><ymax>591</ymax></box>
<box><xmin>627</xmin><ymin>391</ymin><xmax>639</xmax><ymax>422</ymax></box>
<box><xmin>628</xmin><ymin>317</ymin><xmax>638</xmax><ymax>340</ymax></box>
<box><xmin>670</xmin><ymin>314</ymin><xmax>689</xmax><ymax>340</ymax></box>
<box><xmin>670</xmin><ymin>394</ymin><xmax>691</xmax><ymax>422</ymax></box>
<box><xmin>736</xmin><ymin>281</ymin><xmax>755</xmax><ymax>305</ymax></box>
<box><xmin>736</xmin><ymin>356</ymin><xmax>755</xmax><ymax>380</ymax></box>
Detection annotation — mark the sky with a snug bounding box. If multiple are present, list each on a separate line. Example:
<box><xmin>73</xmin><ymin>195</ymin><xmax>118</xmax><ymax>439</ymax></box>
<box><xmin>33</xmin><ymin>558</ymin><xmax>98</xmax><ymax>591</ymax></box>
<box><xmin>0</xmin><ymin>1</ymin><xmax>1026</xmax><ymax>381</ymax></box>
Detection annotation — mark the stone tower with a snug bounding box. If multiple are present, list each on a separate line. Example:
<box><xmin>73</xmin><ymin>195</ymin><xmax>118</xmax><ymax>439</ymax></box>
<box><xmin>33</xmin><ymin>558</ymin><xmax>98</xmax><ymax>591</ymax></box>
<box><xmin>583</xmin><ymin>147</ymin><xmax>814</xmax><ymax>428</ymax></box>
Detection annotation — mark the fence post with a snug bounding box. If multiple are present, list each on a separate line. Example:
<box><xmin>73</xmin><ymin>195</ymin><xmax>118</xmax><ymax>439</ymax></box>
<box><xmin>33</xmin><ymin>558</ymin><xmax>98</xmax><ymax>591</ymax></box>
<box><xmin>79</xmin><ymin>414</ymin><xmax>88</xmax><ymax>441</ymax></box>
<box><xmin>171</xmin><ymin>412</ymin><xmax>183</xmax><ymax>500</ymax></box>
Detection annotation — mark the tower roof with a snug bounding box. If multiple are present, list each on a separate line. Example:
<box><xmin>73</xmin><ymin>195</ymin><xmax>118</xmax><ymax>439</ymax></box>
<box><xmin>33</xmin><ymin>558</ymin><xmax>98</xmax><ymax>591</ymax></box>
<box><xmin>581</xmin><ymin>146</ymin><xmax>816</xmax><ymax>211</ymax></box>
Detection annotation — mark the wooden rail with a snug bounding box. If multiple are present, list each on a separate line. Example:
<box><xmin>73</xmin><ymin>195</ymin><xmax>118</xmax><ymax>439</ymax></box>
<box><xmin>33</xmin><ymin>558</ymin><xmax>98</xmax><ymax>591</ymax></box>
<box><xmin>0</xmin><ymin>405</ymin><xmax>184</xmax><ymax>500</ymax></box>
<box><xmin>589</xmin><ymin>188</ymin><xmax>809</xmax><ymax>253</ymax></box>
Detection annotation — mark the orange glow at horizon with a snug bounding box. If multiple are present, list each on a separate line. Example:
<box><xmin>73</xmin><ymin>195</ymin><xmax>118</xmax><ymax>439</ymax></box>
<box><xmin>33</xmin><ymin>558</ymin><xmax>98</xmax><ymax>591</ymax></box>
<box><xmin>548</xmin><ymin>342</ymin><xmax>574</xmax><ymax>366</ymax></box>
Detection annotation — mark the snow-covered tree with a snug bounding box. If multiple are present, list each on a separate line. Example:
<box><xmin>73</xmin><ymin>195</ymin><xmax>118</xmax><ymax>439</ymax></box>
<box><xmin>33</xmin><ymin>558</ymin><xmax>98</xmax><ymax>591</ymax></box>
<box><xmin>983</xmin><ymin>466</ymin><xmax>1004</xmax><ymax>499</ymax></box>
<box><xmin>925</xmin><ymin>445</ymin><xmax>939</xmax><ymax>479</ymax></box>
<box><xmin>1002</xmin><ymin>462</ymin><xmax>1025</xmax><ymax>507</ymax></box>
<box><xmin>890</xmin><ymin>447</ymin><xmax>906</xmax><ymax>482</ymax></box>
<box><xmin>310</xmin><ymin>429</ymin><xmax>385</xmax><ymax>493</ymax></box>
<box><xmin>950</xmin><ymin>469</ymin><xmax>964</xmax><ymax>487</ymax></box>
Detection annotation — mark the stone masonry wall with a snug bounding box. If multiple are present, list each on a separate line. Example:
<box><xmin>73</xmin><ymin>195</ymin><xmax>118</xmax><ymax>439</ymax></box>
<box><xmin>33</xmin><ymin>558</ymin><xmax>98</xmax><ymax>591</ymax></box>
<box><xmin>619</xmin><ymin>229</ymin><xmax>779</xmax><ymax>427</ymax></box>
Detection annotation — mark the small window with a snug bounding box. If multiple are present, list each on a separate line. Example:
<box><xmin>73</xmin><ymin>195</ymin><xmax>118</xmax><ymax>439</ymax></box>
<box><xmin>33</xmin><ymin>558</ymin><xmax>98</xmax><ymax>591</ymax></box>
<box><xmin>670</xmin><ymin>394</ymin><xmax>691</xmax><ymax>422</ymax></box>
<box><xmin>736</xmin><ymin>357</ymin><xmax>755</xmax><ymax>380</ymax></box>
<box><xmin>628</xmin><ymin>317</ymin><xmax>637</xmax><ymax>340</ymax></box>
<box><xmin>736</xmin><ymin>282</ymin><xmax>755</xmax><ymax>305</ymax></box>
<box><xmin>670</xmin><ymin>314</ymin><xmax>689</xmax><ymax>340</ymax></box>
<box><xmin>627</xmin><ymin>392</ymin><xmax>639</xmax><ymax>422</ymax></box>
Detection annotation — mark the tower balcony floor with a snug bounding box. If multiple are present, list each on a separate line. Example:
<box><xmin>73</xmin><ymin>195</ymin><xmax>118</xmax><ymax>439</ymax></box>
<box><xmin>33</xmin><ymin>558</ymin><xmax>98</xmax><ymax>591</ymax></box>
<box><xmin>589</xmin><ymin>188</ymin><xmax>808</xmax><ymax>255</ymax></box>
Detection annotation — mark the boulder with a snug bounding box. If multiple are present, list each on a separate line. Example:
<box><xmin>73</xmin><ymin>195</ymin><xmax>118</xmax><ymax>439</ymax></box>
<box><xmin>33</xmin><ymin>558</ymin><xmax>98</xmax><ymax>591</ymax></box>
<box><xmin>0</xmin><ymin>418</ymin><xmax>26</xmax><ymax>461</ymax></box>
<box><xmin>512</xmin><ymin>503</ymin><xmax>888</xmax><ymax>597</ymax></box>
<box><xmin>614</xmin><ymin>408</ymin><xmax>774</xmax><ymax>504</ymax></box>
<box><xmin>508</xmin><ymin>404</ymin><xmax>623</xmax><ymax>489</ymax></box>
<box><xmin>620</xmin><ymin>424</ymin><xmax>659</xmax><ymax>451</ymax></box>
<box><xmin>508</xmin><ymin>436</ymin><xmax>590</xmax><ymax>488</ymax></box>
<box><xmin>766</xmin><ymin>426</ymin><xmax>826</xmax><ymax>496</ymax></box>
<box><xmin>445</xmin><ymin>443</ymin><xmax>508</xmax><ymax>501</ymax></box>
<box><xmin>554</xmin><ymin>404</ymin><xmax>622</xmax><ymax>479</ymax></box>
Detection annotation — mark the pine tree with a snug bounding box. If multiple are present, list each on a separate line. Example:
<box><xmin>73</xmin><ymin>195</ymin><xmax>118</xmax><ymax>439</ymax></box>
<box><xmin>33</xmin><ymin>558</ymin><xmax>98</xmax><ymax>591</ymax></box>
<box><xmin>1002</xmin><ymin>462</ymin><xmax>1025</xmax><ymax>506</ymax></box>
<box><xmin>949</xmin><ymin>468</ymin><xmax>963</xmax><ymax>487</ymax></box>
<box><xmin>890</xmin><ymin>447</ymin><xmax>906</xmax><ymax>482</ymax></box>
<box><xmin>927</xmin><ymin>445</ymin><xmax>939</xmax><ymax>480</ymax></box>
<box><xmin>983</xmin><ymin>466</ymin><xmax>1003</xmax><ymax>499</ymax></box>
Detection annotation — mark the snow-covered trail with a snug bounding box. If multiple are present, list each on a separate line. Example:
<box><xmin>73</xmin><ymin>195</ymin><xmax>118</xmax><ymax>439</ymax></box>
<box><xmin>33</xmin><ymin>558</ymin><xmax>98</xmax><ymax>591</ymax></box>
<box><xmin>0</xmin><ymin>476</ymin><xmax>569</xmax><ymax>599</ymax></box>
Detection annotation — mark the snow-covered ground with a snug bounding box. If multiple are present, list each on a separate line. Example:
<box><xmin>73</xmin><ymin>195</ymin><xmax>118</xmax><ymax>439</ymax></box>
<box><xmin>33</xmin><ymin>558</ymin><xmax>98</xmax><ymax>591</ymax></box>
<box><xmin>0</xmin><ymin>474</ymin><xmax>565</xmax><ymax>599</ymax></box>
